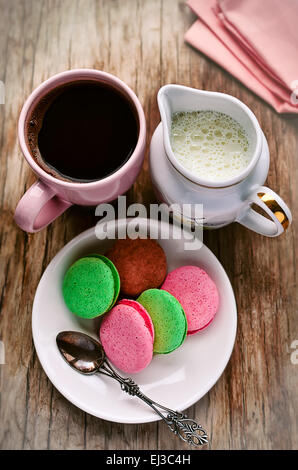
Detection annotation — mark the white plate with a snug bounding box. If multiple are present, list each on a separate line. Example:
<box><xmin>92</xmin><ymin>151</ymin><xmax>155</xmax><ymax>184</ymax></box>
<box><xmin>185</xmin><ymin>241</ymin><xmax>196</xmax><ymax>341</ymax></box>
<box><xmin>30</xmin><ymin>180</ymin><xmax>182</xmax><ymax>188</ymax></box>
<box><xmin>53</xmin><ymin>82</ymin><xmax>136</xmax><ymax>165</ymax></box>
<box><xmin>32</xmin><ymin>218</ymin><xmax>237</xmax><ymax>424</ymax></box>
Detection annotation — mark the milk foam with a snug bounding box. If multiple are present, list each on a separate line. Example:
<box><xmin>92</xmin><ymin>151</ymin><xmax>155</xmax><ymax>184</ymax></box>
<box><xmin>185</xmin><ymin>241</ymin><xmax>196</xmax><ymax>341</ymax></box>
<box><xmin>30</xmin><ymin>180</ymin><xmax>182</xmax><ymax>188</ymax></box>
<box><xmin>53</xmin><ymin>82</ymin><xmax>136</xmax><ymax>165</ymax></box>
<box><xmin>170</xmin><ymin>110</ymin><xmax>252</xmax><ymax>182</ymax></box>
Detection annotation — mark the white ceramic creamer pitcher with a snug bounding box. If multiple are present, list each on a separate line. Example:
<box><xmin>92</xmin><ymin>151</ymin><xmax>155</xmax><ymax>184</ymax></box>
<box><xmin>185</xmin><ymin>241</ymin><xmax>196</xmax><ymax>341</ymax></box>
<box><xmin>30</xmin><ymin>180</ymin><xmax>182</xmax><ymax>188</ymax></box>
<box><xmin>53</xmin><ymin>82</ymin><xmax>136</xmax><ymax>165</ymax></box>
<box><xmin>149</xmin><ymin>85</ymin><xmax>291</xmax><ymax>236</ymax></box>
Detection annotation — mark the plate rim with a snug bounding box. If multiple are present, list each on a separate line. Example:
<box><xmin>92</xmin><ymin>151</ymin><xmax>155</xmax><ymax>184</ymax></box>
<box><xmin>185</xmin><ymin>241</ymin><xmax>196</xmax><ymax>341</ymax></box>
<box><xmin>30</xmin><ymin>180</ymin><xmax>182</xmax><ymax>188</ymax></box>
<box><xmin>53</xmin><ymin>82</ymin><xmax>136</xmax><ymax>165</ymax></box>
<box><xmin>32</xmin><ymin>218</ymin><xmax>237</xmax><ymax>424</ymax></box>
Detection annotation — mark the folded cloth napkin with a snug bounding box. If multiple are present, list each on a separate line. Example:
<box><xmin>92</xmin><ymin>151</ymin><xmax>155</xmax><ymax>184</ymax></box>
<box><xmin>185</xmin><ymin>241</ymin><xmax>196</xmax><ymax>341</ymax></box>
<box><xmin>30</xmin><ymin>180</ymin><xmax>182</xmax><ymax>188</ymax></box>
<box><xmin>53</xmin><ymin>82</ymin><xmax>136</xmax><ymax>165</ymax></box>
<box><xmin>185</xmin><ymin>0</ymin><xmax>298</xmax><ymax>113</ymax></box>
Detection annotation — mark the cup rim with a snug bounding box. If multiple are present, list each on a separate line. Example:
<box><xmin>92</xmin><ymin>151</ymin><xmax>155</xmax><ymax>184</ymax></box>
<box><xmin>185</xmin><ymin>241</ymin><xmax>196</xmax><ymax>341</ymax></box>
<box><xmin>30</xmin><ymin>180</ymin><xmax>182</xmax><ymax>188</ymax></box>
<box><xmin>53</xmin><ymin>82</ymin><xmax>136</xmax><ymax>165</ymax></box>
<box><xmin>18</xmin><ymin>69</ymin><xmax>146</xmax><ymax>188</ymax></box>
<box><xmin>158</xmin><ymin>85</ymin><xmax>263</xmax><ymax>188</ymax></box>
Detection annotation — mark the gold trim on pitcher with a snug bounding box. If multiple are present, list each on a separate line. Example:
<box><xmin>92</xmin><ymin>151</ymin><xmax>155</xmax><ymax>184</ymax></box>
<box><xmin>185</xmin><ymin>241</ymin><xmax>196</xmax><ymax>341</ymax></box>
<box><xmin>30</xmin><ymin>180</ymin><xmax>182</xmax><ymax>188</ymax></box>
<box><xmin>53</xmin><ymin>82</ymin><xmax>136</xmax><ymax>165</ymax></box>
<box><xmin>257</xmin><ymin>192</ymin><xmax>289</xmax><ymax>230</ymax></box>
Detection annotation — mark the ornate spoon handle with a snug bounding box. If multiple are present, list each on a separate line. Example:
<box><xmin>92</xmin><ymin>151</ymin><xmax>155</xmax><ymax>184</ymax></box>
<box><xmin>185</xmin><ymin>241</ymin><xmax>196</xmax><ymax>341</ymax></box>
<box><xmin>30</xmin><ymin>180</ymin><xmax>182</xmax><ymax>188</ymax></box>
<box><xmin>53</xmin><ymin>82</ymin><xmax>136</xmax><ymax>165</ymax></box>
<box><xmin>99</xmin><ymin>360</ymin><xmax>208</xmax><ymax>447</ymax></box>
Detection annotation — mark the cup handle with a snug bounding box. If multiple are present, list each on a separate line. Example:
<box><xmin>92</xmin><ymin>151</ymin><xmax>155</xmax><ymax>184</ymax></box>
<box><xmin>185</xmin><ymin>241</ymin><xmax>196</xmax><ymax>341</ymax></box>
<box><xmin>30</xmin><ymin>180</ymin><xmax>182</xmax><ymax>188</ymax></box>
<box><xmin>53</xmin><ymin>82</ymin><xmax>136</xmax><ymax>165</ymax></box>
<box><xmin>14</xmin><ymin>180</ymin><xmax>72</xmax><ymax>233</ymax></box>
<box><xmin>236</xmin><ymin>186</ymin><xmax>292</xmax><ymax>237</ymax></box>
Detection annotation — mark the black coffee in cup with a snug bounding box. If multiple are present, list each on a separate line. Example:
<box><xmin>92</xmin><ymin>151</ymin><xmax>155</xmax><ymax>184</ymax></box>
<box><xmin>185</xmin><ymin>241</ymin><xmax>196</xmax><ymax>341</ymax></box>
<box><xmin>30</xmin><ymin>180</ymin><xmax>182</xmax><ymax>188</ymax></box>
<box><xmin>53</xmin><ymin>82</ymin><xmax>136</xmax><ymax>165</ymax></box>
<box><xmin>26</xmin><ymin>81</ymin><xmax>139</xmax><ymax>182</ymax></box>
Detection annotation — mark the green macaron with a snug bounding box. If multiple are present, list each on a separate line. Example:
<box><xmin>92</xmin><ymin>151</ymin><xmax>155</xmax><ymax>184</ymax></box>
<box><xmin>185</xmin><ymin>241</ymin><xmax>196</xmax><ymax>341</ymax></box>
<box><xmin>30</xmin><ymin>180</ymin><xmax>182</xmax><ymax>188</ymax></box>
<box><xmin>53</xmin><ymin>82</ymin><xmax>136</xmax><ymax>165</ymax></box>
<box><xmin>86</xmin><ymin>254</ymin><xmax>120</xmax><ymax>307</ymax></box>
<box><xmin>137</xmin><ymin>289</ymin><xmax>187</xmax><ymax>354</ymax></box>
<box><xmin>62</xmin><ymin>255</ymin><xmax>120</xmax><ymax>319</ymax></box>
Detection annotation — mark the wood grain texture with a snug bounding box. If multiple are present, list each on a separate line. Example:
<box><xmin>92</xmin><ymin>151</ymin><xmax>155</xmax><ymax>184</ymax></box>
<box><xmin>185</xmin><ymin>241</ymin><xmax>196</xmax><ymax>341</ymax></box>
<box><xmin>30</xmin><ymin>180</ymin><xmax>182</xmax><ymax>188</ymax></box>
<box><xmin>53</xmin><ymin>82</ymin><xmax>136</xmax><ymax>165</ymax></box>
<box><xmin>0</xmin><ymin>0</ymin><xmax>297</xmax><ymax>450</ymax></box>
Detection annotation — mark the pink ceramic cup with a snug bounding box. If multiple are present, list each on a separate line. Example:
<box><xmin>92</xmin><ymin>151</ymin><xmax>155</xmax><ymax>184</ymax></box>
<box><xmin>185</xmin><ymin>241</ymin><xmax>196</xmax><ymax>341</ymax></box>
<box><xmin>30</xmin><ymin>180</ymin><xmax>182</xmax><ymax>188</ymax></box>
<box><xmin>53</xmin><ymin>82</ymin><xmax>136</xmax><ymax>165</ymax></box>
<box><xmin>14</xmin><ymin>69</ymin><xmax>146</xmax><ymax>233</ymax></box>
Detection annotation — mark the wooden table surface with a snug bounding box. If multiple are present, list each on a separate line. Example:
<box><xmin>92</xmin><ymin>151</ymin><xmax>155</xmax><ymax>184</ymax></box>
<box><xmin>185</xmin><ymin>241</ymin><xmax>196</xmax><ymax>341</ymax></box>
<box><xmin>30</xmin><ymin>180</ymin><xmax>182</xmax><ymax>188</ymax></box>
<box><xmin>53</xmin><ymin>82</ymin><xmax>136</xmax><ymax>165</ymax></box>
<box><xmin>0</xmin><ymin>0</ymin><xmax>297</xmax><ymax>450</ymax></box>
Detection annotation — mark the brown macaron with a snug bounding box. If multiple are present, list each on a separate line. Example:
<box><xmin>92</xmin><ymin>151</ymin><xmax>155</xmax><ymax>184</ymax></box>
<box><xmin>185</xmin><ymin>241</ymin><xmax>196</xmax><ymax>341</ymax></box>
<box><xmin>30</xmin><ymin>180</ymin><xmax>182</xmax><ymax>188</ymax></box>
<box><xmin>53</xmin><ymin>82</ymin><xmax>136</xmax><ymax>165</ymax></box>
<box><xmin>106</xmin><ymin>238</ymin><xmax>167</xmax><ymax>297</ymax></box>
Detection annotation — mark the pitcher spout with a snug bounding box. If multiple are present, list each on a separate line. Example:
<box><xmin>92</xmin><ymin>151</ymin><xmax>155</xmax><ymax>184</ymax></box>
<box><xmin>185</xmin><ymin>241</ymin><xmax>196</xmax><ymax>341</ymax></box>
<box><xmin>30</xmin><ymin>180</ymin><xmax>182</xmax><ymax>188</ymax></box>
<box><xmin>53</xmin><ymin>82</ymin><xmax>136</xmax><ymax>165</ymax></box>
<box><xmin>158</xmin><ymin>84</ymin><xmax>209</xmax><ymax>165</ymax></box>
<box><xmin>157</xmin><ymin>85</ymin><xmax>201</xmax><ymax>140</ymax></box>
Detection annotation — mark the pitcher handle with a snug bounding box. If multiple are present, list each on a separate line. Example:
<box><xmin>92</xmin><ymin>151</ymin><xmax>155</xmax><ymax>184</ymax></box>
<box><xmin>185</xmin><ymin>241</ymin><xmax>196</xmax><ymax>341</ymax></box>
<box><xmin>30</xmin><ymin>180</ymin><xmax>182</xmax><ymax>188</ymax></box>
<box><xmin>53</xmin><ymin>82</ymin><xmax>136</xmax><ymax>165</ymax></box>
<box><xmin>14</xmin><ymin>180</ymin><xmax>72</xmax><ymax>233</ymax></box>
<box><xmin>236</xmin><ymin>186</ymin><xmax>292</xmax><ymax>237</ymax></box>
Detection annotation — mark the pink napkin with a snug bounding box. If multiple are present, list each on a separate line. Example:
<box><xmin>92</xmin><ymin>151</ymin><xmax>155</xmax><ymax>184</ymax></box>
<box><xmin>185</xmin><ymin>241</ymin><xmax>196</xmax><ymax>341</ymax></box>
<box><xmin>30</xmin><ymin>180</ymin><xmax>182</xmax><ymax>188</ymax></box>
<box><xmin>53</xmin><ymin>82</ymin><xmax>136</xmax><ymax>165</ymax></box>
<box><xmin>185</xmin><ymin>0</ymin><xmax>298</xmax><ymax>113</ymax></box>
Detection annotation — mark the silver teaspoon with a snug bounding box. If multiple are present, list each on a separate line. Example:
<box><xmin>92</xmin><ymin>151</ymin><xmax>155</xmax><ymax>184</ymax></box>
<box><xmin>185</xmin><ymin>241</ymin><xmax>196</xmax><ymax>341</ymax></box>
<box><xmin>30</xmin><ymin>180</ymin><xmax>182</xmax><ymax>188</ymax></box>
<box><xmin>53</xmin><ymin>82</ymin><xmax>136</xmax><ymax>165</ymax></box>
<box><xmin>56</xmin><ymin>331</ymin><xmax>208</xmax><ymax>447</ymax></box>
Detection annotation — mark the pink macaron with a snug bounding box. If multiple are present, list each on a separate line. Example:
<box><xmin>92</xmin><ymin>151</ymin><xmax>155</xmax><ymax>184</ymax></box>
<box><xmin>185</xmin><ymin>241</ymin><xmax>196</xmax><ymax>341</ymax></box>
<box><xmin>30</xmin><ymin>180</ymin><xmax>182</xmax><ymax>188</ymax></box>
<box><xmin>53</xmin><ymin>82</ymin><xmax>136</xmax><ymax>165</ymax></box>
<box><xmin>99</xmin><ymin>299</ymin><xmax>154</xmax><ymax>373</ymax></box>
<box><xmin>161</xmin><ymin>266</ymin><xmax>219</xmax><ymax>335</ymax></box>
